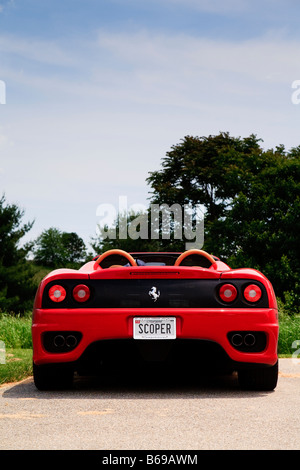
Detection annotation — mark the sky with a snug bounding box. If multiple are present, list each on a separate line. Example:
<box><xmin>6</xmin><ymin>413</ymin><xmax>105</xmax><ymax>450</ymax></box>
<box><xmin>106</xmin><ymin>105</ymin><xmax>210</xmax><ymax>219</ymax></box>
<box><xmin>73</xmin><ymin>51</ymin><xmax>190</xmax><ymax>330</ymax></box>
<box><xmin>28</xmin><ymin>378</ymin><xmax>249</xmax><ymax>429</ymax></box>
<box><xmin>1</xmin><ymin>0</ymin><xmax>300</xmax><ymax>252</ymax></box>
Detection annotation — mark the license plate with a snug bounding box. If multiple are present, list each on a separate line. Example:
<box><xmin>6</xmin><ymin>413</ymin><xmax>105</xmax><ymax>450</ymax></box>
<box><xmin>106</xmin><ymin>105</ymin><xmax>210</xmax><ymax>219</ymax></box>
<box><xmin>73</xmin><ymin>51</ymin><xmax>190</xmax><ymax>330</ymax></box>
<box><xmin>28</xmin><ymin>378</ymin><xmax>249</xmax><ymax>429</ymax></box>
<box><xmin>133</xmin><ymin>317</ymin><xmax>176</xmax><ymax>340</ymax></box>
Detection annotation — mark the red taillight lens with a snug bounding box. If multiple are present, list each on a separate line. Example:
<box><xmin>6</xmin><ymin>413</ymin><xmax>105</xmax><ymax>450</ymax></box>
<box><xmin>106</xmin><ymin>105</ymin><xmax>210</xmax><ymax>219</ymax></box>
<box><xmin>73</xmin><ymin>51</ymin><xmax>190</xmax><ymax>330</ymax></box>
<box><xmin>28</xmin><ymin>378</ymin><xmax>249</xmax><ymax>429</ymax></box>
<box><xmin>73</xmin><ymin>284</ymin><xmax>90</xmax><ymax>302</ymax></box>
<box><xmin>49</xmin><ymin>285</ymin><xmax>66</xmax><ymax>302</ymax></box>
<box><xmin>244</xmin><ymin>284</ymin><xmax>262</xmax><ymax>302</ymax></box>
<box><xmin>219</xmin><ymin>284</ymin><xmax>237</xmax><ymax>302</ymax></box>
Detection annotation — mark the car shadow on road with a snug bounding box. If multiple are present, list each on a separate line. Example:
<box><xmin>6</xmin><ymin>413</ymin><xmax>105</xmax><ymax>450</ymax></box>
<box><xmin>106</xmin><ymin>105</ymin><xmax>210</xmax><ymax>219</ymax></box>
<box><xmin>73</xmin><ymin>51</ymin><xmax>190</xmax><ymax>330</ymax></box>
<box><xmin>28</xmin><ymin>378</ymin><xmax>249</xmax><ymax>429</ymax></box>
<box><xmin>2</xmin><ymin>368</ymin><xmax>274</xmax><ymax>399</ymax></box>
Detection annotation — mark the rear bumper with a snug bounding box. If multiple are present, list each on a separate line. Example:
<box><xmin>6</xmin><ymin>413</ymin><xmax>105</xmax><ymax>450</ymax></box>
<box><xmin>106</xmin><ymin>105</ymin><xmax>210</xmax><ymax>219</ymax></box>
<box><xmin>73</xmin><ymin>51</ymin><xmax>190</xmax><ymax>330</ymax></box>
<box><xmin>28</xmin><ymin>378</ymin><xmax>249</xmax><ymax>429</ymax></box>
<box><xmin>32</xmin><ymin>307</ymin><xmax>278</xmax><ymax>367</ymax></box>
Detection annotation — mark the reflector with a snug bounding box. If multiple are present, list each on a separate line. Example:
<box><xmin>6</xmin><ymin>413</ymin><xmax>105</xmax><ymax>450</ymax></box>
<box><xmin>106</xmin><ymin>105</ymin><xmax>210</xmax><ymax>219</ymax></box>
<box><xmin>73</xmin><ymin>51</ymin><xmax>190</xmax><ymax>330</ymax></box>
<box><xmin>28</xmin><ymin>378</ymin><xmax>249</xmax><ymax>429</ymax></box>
<box><xmin>244</xmin><ymin>284</ymin><xmax>262</xmax><ymax>302</ymax></box>
<box><xmin>219</xmin><ymin>284</ymin><xmax>237</xmax><ymax>302</ymax></box>
<box><xmin>49</xmin><ymin>285</ymin><xmax>66</xmax><ymax>302</ymax></box>
<box><xmin>73</xmin><ymin>284</ymin><xmax>90</xmax><ymax>302</ymax></box>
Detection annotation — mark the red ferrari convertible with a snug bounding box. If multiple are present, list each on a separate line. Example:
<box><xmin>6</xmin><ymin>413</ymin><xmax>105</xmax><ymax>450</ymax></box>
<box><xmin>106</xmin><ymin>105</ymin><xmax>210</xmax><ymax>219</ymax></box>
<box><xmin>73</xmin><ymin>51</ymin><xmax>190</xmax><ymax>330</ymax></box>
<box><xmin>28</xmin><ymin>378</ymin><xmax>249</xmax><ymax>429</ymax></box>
<box><xmin>32</xmin><ymin>249</ymin><xmax>279</xmax><ymax>391</ymax></box>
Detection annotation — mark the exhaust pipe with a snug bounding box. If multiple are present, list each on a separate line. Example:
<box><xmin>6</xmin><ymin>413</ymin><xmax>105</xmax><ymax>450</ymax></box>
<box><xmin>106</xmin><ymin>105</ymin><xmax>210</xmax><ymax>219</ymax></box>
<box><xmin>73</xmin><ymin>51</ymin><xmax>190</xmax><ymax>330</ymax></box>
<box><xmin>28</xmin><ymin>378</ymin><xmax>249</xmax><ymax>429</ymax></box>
<box><xmin>228</xmin><ymin>331</ymin><xmax>265</xmax><ymax>352</ymax></box>
<box><xmin>43</xmin><ymin>331</ymin><xmax>81</xmax><ymax>353</ymax></box>
<box><xmin>53</xmin><ymin>335</ymin><xmax>66</xmax><ymax>348</ymax></box>
<box><xmin>231</xmin><ymin>333</ymin><xmax>243</xmax><ymax>347</ymax></box>
<box><xmin>66</xmin><ymin>335</ymin><xmax>78</xmax><ymax>348</ymax></box>
<box><xmin>244</xmin><ymin>333</ymin><xmax>256</xmax><ymax>347</ymax></box>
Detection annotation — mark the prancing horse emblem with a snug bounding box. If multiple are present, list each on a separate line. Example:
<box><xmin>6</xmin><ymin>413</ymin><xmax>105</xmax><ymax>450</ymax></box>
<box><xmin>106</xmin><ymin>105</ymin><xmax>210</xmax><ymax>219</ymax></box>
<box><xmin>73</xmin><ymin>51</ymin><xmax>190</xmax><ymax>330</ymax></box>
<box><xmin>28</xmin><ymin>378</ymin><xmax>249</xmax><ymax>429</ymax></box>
<box><xmin>148</xmin><ymin>286</ymin><xmax>160</xmax><ymax>302</ymax></box>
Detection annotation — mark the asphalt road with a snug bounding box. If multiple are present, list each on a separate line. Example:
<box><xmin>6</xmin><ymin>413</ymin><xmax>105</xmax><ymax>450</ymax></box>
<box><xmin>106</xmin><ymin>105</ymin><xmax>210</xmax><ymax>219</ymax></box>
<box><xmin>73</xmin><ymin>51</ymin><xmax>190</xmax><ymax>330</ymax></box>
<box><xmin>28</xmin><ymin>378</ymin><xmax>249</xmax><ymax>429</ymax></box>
<box><xmin>0</xmin><ymin>358</ymin><xmax>299</xmax><ymax>450</ymax></box>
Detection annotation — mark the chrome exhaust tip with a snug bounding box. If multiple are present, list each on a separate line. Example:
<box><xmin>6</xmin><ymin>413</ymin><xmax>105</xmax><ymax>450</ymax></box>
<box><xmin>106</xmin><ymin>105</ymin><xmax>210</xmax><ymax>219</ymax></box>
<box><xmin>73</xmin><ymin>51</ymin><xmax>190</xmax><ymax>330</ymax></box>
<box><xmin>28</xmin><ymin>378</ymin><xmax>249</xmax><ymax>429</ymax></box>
<box><xmin>244</xmin><ymin>333</ymin><xmax>256</xmax><ymax>347</ymax></box>
<box><xmin>53</xmin><ymin>335</ymin><xmax>66</xmax><ymax>348</ymax></box>
<box><xmin>231</xmin><ymin>333</ymin><xmax>243</xmax><ymax>347</ymax></box>
<box><xmin>66</xmin><ymin>335</ymin><xmax>78</xmax><ymax>348</ymax></box>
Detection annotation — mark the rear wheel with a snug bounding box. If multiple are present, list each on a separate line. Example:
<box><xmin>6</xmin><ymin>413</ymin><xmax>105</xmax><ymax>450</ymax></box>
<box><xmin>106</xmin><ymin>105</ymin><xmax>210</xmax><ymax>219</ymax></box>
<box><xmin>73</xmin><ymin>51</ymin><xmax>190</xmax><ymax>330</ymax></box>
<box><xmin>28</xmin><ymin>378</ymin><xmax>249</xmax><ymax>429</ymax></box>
<box><xmin>33</xmin><ymin>362</ymin><xmax>74</xmax><ymax>391</ymax></box>
<box><xmin>238</xmin><ymin>361</ymin><xmax>278</xmax><ymax>391</ymax></box>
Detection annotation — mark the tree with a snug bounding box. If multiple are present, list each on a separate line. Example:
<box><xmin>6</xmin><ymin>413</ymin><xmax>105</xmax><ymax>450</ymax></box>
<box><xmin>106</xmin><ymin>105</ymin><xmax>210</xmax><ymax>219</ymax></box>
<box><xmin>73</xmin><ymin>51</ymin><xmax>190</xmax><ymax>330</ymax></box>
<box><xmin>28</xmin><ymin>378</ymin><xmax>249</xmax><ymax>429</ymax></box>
<box><xmin>0</xmin><ymin>194</ymin><xmax>36</xmax><ymax>313</ymax></box>
<box><xmin>147</xmin><ymin>133</ymin><xmax>300</xmax><ymax>308</ymax></box>
<box><xmin>221</xmin><ymin>145</ymin><xmax>300</xmax><ymax>308</ymax></box>
<box><xmin>33</xmin><ymin>228</ymin><xmax>87</xmax><ymax>268</ymax></box>
<box><xmin>147</xmin><ymin>132</ymin><xmax>262</xmax><ymax>222</ymax></box>
<box><xmin>61</xmin><ymin>232</ymin><xmax>87</xmax><ymax>264</ymax></box>
<box><xmin>91</xmin><ymin>210</ymin><xmax>161</xmax><ymax>255</ymax></box>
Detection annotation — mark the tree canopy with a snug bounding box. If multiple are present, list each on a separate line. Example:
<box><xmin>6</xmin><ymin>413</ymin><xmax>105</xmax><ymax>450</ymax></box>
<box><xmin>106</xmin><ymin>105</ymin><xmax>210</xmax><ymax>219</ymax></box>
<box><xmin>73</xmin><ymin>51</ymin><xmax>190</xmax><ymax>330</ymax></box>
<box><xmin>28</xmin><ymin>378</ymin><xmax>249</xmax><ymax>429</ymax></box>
<box><xmin>91</xmin><ymin>210</ymin><xmax>161</xmax><ymax>254</ymax></box>
<box><xmin>33</xmin><ymin>227</ymin><xmax>87</xmax><ymax>268</ymax></box>
<box><xmin>147</xmin><ymin>132</ymin><xmax>300</xmax><ymax>307</ymax></box>
<box><xmin>0</xmin><ymin>194</ymin><xmax>36</xmax><ymax>312</ymax></box>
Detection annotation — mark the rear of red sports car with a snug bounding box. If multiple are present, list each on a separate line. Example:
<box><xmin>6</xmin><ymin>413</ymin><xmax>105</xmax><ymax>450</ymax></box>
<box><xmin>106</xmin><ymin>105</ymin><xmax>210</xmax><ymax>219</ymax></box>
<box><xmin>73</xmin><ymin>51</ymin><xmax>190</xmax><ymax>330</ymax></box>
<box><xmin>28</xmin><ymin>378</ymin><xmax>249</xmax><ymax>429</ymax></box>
<box><xmin>32</xmin><ymin>250</ymin><xmax>279</xmax><ymax>391</ymax></box>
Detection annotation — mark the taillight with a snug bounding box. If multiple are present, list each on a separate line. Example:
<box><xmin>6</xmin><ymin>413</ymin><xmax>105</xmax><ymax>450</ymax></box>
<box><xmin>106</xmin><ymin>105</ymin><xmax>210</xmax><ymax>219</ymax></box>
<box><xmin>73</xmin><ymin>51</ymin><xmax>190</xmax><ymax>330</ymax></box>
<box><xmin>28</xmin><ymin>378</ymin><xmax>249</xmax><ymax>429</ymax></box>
<box><xmin>49</xmin><ymin>285</ymin><xmax>66</xmax><ymax>302</ymax></box>
<box><xmin>244</xmin><ymin>284</ymin><xmax>262</xmax><ymax>302</ymax></box>
<box><xmin>219</xmin><ymin>284</ymin><xmax>237</xmax><ymax>302</ymax></box>
<box><xmin>73</xmin><ymin>284</ymin><xmax>90</xmax><ymax>302</ymax></box>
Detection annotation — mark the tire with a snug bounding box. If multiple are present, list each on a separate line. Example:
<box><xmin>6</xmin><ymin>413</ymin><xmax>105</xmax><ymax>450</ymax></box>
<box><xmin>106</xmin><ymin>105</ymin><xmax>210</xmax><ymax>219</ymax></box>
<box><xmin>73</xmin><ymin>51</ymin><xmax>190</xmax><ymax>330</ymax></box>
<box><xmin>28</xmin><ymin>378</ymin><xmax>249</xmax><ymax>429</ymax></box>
<box><xmin>238</xmin><ymin>361</ymin><xmax>278</xmax><ymax>391</ymax></box>
<box><xmin>33</xmin><ymin>362</ymin><xmax>74</xmax><ymax>391</ymax></box>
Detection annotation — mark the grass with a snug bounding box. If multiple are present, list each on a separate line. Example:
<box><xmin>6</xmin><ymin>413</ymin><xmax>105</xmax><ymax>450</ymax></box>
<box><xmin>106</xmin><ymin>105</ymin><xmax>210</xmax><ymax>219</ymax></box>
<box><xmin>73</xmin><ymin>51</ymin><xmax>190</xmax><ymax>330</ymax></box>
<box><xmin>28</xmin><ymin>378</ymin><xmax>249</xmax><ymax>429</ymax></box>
<box><xmin>0</xmin><ymin>309</ymin><xmax>300</xmax><ymax>385</ymax></box>
<box><xmin>0</xmin><ymin>312</ymin><xmax>33</xmax><ymax>385</ymax></box>
<box><xmin>0</xmin><ymin>348</ymin><xmax>32</xmax><ymax>386</ymax></box>
<box><xmin>0</xmin><ymin>312</ymin><xmax>32</xmax><ymax>349</ymax></box>
<box><xmin>278</xmin><ymin>313</ymin><xmax>300</xmax><ymax>356</ymax></box>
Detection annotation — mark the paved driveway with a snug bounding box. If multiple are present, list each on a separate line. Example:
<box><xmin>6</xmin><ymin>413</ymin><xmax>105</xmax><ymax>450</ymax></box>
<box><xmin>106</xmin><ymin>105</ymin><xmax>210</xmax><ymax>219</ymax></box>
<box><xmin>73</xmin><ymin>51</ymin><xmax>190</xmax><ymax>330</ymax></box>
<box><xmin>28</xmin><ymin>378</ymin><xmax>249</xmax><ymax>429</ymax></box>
<box><xmin>0</xmin><ymin>358</ymin><xmax>299</xmax><ymax>450</ymax></box>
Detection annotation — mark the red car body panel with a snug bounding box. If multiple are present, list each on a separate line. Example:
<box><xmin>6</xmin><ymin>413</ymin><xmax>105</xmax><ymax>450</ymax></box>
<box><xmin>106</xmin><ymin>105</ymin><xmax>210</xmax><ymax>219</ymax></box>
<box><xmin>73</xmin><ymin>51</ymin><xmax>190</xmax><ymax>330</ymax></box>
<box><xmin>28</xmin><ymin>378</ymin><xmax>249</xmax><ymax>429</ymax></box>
<box><xmin>32</xmin><ymin>252</ymin><xmax>279</xmax><ymax>370</ymax></box>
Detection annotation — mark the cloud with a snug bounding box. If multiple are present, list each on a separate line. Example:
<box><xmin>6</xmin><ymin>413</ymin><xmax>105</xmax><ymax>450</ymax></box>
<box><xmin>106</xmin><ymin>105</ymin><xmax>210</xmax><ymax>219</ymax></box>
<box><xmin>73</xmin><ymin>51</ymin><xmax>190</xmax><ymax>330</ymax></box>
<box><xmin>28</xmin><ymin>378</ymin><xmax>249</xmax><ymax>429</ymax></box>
<box><xmin>0</xmin><ymin>0</ymin><xmax>15</xmax><ymax>14</ymax></box>
<box><xmin>1</xmin><ymin>29</ymin><xmax>298</xmax><ymax>210</ymax></box>
<box><xmin>2</xmin><ymin>29</ymin><xmax>299</xmax><ymax>133</ymax></box>
<box><xmin>2</xmin><ymin>27</ymin><xmax>298</xmax><ymax>107</ymax></box>
<box><xmin>2</xmin><ymin>25</ymin><xmax>300</xmax><ymax>248</ymax></box>
<box><xmin>147</xmin><ymin>0</ymin><xmax>297</xmax><ymax>17</ymax></box>
<box><xmin>160</xmin><ymin>0</ymin><xmax>249</xmax><ymax>14</ymax></box>
<box><xmin>95</xmin><ymin>29</ymin><xmax>299</xmax><ymax>101</ymax></box>
<box><xmin>0</xmin><ymin>34</ymin><xmax>78</xmax><ymax>67</ymax></box>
